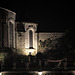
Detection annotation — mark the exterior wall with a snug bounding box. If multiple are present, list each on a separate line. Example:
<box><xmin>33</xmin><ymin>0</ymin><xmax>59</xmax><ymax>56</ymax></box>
<box><xmin>0</xmin><ymin>7</ymin><xmax>16</xmax><ymax>48</ymax></box>
<box><xmin>0</xmin><ymin>7</ymin><xmax>65</xmax><ymax>56</ymax></box>
<box><xmin>24</xmin><ymin>23</ymin><xmax>38</xmax><ymax>55</ymax></box>
<box><xmin>16</xmin><ymin>22</ymin><xmax>38</xmax><ymax>55</ymax></box>
<box><xmin>8</xmin><ymin>11</ymin><xmax>16</xmax><ymax>48</ymax></box>
<box><xmin>16</xmin><ymin>31</ymin><xmax>64</xmax><ymax>55</ymax></box>
<box><xmin>38</xmin><ymin>32</ymin><xmax>64</xmax><ymax>53</ymax></box>
<box><xmin>15</xmin><ymin>22</ymin><xmax>64</xmax><ymax>55</ymax></box>
<box><xmin>16</xmin><ymin>32</ymin><xmax>25</xmax><ymax>55</ymax></box>
<box><xmin>0</xmin><ymin>21</ymin><xmax>2</xmax><ymax>47</ymax></box>
<box><xmin>39</xmin><ymin>32</ymin><xmax>64</xmax><ymax>41</ymax></box>
<box><xmin>0</xmin><ymin>8</ymin><xmax>8</xmax><ymax>47</ymax></box>
<box><xmin>34</xmin><ymin>33</ymin><xmax>38</xmax><ymax>54</ymax></box>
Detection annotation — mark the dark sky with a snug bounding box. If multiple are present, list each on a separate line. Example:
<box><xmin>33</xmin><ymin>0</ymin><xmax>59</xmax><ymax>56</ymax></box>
<box><xmin>0</xmin><ymin>0</ymin><xmax>75</xmax><ymax>32</ymax></box>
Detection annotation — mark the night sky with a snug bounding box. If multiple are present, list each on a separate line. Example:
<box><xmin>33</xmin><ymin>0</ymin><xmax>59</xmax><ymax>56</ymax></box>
<box><xmin>0</xmin><ymin>0</ymin><xmax>75</xmax><ymax>32</ymax></box>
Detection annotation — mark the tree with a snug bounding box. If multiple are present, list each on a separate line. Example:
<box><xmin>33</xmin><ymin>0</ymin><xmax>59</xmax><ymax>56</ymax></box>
<box><xmin>38</xmin><ymin>27</ymin><xmax>74</xmax><ymax>60</ymax></box>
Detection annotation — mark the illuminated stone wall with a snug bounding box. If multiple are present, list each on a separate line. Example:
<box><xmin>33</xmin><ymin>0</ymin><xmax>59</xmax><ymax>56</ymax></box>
<box><xmin>16</xmin><ymin>30</ymin><xmax>64</xmax><ymax>55</ymax></box>
<box><xmin>38</xmin><ymin>32</ymin><xmax>64</xmax><ymax>52</ymax></box>
<box><xmin>24</xmin><ymin>23</ymin><xmax>38</xmax><ymax>55</ymax></box>
<box><xmin>0</xmin><ymin>7</ymin><xmax>16</xmax><ymax>48</ymax></box>
<box><xmin>16</xmin><ymin>32</ymin><xmax>26</xmax><ymax>55</ymax></box>
<box><xmin>15</xmin><ymin>22</ymin><xmax>64</xmax><ymax>55</ymax></box>
<box><xmin>0</xmin><ymin>7</ymin><xmax>64</xmax><ymax>56</ymax></box>
<box><xmin>39</xmin><ymin>32</ymin><xmax>64</xmax><ymax>41</ymax></box>
<box><xmin>16</xmin><ymin>22</ymin><xmax>38</xmax><ymax>55</ymax></box>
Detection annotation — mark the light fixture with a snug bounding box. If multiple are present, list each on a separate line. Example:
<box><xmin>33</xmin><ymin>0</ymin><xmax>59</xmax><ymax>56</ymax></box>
<box><xmin>38</xmin><ymin>72</ymin><xmax>42</xmax><ymax>75</ymax></box>
<box><xmin>0</xmin><ymin>73</ymin><xmax>1</xmax><ymax>75</ymax></box>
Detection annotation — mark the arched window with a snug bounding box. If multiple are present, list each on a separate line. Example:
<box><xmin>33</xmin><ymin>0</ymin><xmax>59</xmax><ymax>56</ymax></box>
<box><xmin>9</xmin><ymin>22</ymin><xmax>13</xmax><ymax>47</ymax></box>
<box><xmin>29</xmin><ymin>30</ymin><xmax>33</xmax><ymax>48</ymax></box>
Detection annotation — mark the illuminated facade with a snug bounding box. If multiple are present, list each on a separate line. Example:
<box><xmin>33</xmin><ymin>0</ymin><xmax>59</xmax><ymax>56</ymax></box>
<box><xmin>0</xmin><ymin>7</ymin><xmax>16</xmax><ymax>48</ymax></box>
<box><xmin>0</xmin><ymin>7</ymin><xmax>64</xmax><ymax>56</ymax></box>
<box><xmin>16</xmin><ymin>22</ymin><xmax>63</xmax><ymax>55</ymax></box>
<box><xmin>15</xmin><ymin>22</ymin><xmax>38</xmax><ymax>55</ymax></box>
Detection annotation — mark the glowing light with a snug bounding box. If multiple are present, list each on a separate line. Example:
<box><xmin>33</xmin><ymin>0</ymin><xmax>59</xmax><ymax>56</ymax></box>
<box><xmin>25</xmin><ymin>48</ymin><xmax>36</xmax><ymax>55</ymax></box>
<box><xmin>0</xmin><ymin>73</ymin><xmax>2</xmax><ymax>75</ymax></box>
<box><xmin>38</xmin><ymin>72</ymin><xmax>42</xmax><ymax>75</ymax></box>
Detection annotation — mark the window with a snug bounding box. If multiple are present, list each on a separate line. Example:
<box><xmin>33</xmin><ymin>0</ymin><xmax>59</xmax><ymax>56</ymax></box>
<box><xmin>0</xmin><ymin>31</ymin><xmax>1</xmax><ymax>41</ymax></box>
<box><xmin>29</xmin><ymin>30</ymin><xmax>33</xmax><ymax>48</ymax></box>
<box><xmin>9</xmin><ymin>22</ymin><xmax>13</xmax><ymax>47</ymax></box>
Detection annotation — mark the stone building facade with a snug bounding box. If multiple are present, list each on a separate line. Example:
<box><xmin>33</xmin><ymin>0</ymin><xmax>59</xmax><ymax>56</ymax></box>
<box><xmin>0</xmin><ymin>7</ymin><xmax>64</xmax><ymax>56</ymax></box>
<box><xmin>15</xmin><ymin>22</ymin><xmax>38</xmax><ymax>55</ymax></box>
<box><xmin>0</xmin><ymin>7</ymin><xmax>16</xmax><ymax>48</ymax></box>
<box><xmin>15</xmin><ymin>22</ymin><xmax>63</xmax><ymax>55</ymax></box>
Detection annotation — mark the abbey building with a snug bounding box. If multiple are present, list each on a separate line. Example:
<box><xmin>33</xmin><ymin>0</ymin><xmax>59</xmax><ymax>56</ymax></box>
<box><xmin>0</xmin><ymin>7</ymin><xmax>64</xmax><ymax>55</ymax></box>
